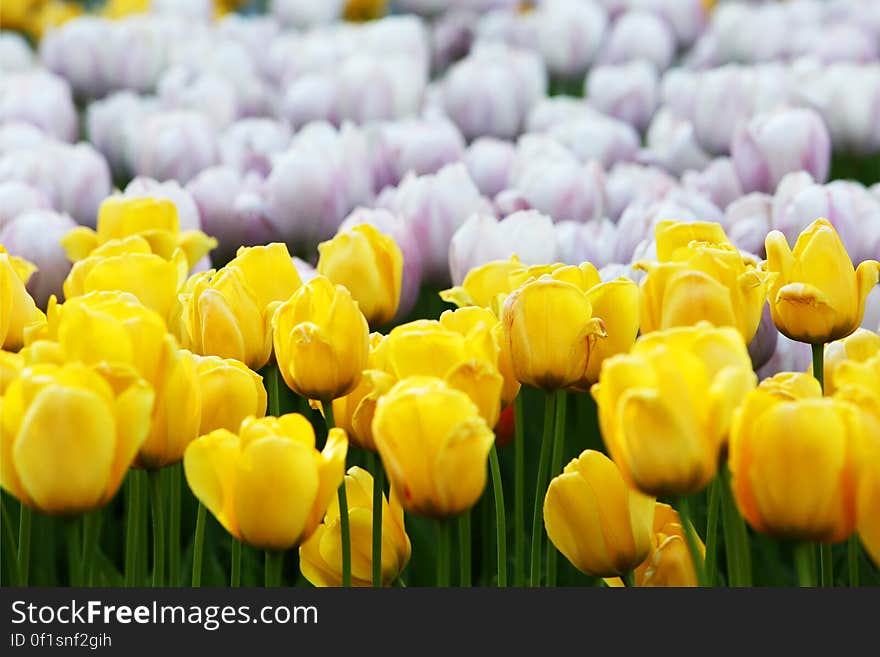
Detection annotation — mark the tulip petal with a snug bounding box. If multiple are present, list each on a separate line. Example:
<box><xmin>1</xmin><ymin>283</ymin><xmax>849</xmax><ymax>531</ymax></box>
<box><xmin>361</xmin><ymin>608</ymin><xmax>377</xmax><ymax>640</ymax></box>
<box><xmin>183</xmin><ymin>430</ymin><xmax>240</xmax><ymax>538</ymax></box>
<box><xmin>773</xmin><ymin>282</ymin><xmax>838</xmax><ymax>344</ymax></box>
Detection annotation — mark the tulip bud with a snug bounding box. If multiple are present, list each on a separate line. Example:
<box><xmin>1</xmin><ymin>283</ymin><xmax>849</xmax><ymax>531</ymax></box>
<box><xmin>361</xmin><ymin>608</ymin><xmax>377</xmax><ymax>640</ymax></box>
<box><xmin>271</xmin><ymin>0</ymin><xmax>345</xmax><ymax>27</ymax></box>
<box><xmin>0</xmin><ymin>71</ymin><xmax>77</xmax><ymax>143</ymax></box>
<box><xmin>729</xmin><ymin>373</ymin><xmax>861</xmax><ymax>543</ymax></box>
<box><xmin>724</xmin><ymin>193</ymin><xmax>772</xmax><ymax>257</ymax></box>
<box><xmin>85</xmin><ymin>91</ymin><xmax>158</xmax><ymax>179</ymax></box>
<box><xmin>1</xmin><ymin>362</ymin><xmax>154</xmax><ymax>515</ymax></box>
<box><xmin>273</xmin><ymin>276</ymin><xmax>369</xmax><ymax>401</ymax></box>
<box><xmin>554</xmin><ymin>219</ymin><xmax>617</xmax><ymax>270</ymax></box>
<box><xmin>765</xmin><ymin>219</ymin><xmax>880</xmax><ymax>344</ymax></box>
<box><xmin>463</xmin><ymin>137</ymin><xmax>516</xmax><ymax>199</ymax></box>
<box><xmin>545</xmin><ymin>112</ymin><xmax>640</xmax><ymax>171</ymax></box>
<box><xmin>127</xmin><ymin>110</ymin><xmax>218</xmax><ymax>184</ymax></box>
<box><xmin>822</xmin><ymin>329</ymin><xmax>880</xmax><ymax>397</ymax></box>
<box><xmin>605</xmin><ymin>162</ymin><xmax>676</xmax><ymax>222</ymax></box>
<box><xmin>682</xmin><ymin>157</ymin><xmax>744</xmax><ymax>211</ymax></box>
<box><xmin>188</xmin><ymin>352</ymin><xmax>267</xmax><ymax>435</ymax></box>
<box><xmin>597</xmin><ymin>9</ymin><xmax>675</xmax><ymax>71</ymax></box>
<box><xmin>440</xmin><ymin>255</ymin><xmax>524</xmax><ymax>313</ymax></box>
<box><xmin>317</xmin><ymin>224</ymin><xmax>403</xmax><ymax>328</ymax></box>
<box><xmin>184</xmin><ymin>414</ymin><xmax>348</xmax><ymax>550</ymax></box>
<box><xmin>732</xmin><ymin>107</ymin><xmax>830</xmax><ymax>195</ymax></box>
<box><xmin>300</xmin><ymin>466</ymin><xmax>411</xmax><ymax>587</ymax></box>
<box><xmin>122</xmin><ymin>178</ymin><xmax>203</xmax><ymax>234</ymax></box>
<box><xmin>0</xmin><ymin>247</ymin><xmax>46</xmax><ymax>350</ymax></box>
<box><xmin>639</xmin><ymin>108</ymin><xmax>711</xmax><ymax>177</ymax></box>
<box><xmin>336</xmin><ymin>55</ymin><xmax>427</xmax><ymax>125</ymax></box>
<box><xmin>544</xmin><ymin>450</ymin><xmax>655</xmax><ymax>578</ymax></box>
<box><xmin>0</xmin><ymin>210</ymin><xmax>77</xmax><ymax>308</ymax></box>
<box><xmin>372</xmin><ymin>376</ymin><xmax>495</xmax><ymax>518</ymax></box>
<box><xmin>0</xmin><ymin>182</ymin><xmax>51</xmax><ymax>231</ymax></box>
<box><xmin>587</xmin><ymin>61</ymin><xmax>659</xmax><ymax>133</ymax></box>
<box><xmin>40</xmin><ymin>16</ymin><xmax>113</xmax><ymax>99</ymax></box>
<box><xmin>748</xmin><ymin>302</ymin><xmax>778</xmax><ymax>372</ymax></box>
<box><xmin>535</xmin><ymin>0</ymin><xmax>607</xmax><ymax>80</ymax></box>
<box><xmin>0</xmin><ymin>32</ymin><xmax>35</xmax><ymax>73</ymax></box>
<box><xmin>158</xmin><ymin>68</ymin><xmax>238</xmax><ymax>131</ymax></box>
<box><xmin>217</xmin><ymin>118</ymin><xmax>290</xmax><ymax>178</ymax></box>
<box><xmin>593</xmin><ymin>323</ymin><xmax>757</xmax><ymax>497</ymax></box>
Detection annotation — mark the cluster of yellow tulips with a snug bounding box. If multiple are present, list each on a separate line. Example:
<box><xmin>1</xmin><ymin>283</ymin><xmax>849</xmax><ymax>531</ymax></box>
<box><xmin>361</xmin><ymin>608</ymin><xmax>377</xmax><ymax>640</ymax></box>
<box><xmin>1</xmin><ymin>195</ymin><xmax>878</xmax><ymax>588</ymax></box>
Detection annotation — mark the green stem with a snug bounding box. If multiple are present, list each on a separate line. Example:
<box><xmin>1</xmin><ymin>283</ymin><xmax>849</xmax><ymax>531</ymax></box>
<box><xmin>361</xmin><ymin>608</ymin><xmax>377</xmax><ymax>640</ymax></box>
<box><xmin>1</xmin><ymin>497</ymin><xmax>21</xmax><ymax>586</ymax></box>
<box><xmin>192</xmin><ymin>502</ymin><xmax>206</xmax><ymax>587</ymax></box>
<box><xmin>324</xmin><ymin>402</ymin><xmax>351</xmax><ymax>588</ymax></box>
<box><xmin>795</xmin><ymin>542</ymin><xmax>817</xmax><ymax>587</ymax></box>
<box><xmin>546</xmin><ymin>390</ymin><xmax>567</xmax><ymax>587</ymax></box>
<box><xmin>458</xmin><ymin>511</ymin><xmax>471</xmax><ymax>586</ymax></box>
<box><xmin>368</xmin><ymin>452</ymin><xmax>384</xmax><ymax>588</ymax></box>
<box><xmin>704</xmin><ymin>477</ymin><xmax>721</xmax><ymax>587</ymax></box>
<box><xmin>820</xmin><ymin>544</ymin><xmax>834</xmax><ymax>587</ymax></box>
<box><xmin>148</xmin><ymin>469</ymin><xmax>165</xmax><ymax>587</ymax></box>
<box><xmin>812</xmin><ymin>343</ymin><xmax>833</xmax><ymax>588</ymax></box>
<box><xmin>811</xmin><ymin>343</ymin><xmax>824</xmax><ymax>393</ymax></box>
<box><xmin>513</xmin><ymin>394</ymin><xmax>525</xmax><ymax>587</ymax></box>
<box><xmin>136</xmin><ymin>471</ymin><xmax>148</xmax><ymax>585</ymax></box>
<box><xmin>230</xmin><ymin>538</ymin><xmax>241</xmax><ymax>587</ymax></box>
<box><xmin>80</xmin><ymin>511</ymin><xmax>102</xmax><ymax>587</ymax></box>
<box><xmin>436</xmin><ymin>520</ymin><xmax>451</xmax><ymax>587</ymax></box>
<box><xmin>17</xmin><ymin>504</ymin><xmax>31</xmax><ymax>587</ymax></box>
<box><xmin>480</xmin><ymin>493</ymin><xmax>492</xmax><ymax>586</ymax></box>
<box><xmin>848</xmin><ymin>535</ymin><xmax>860</xmax><ymax>587</ymax></box>
<box><xmin>267</xmin><ymin>364</ymin><xmax>280</xmax><ymax>416</ymax></box>
<box><xmin>623</xmin><ymin>571</ymin><xmax>636</xmax><ymax>588</ymax></box>
<box><xmin>489</xmin><ymin>444</ymin><xmax>508</xmax><ymax>587</ymax></box>
<box><xmin>719</xmin><ymin>463</ymin><xmax>752</xmax><ymax>586</ymax></box>
<box><xmin>265</xmin><ymin>550</ymin><xmax>284</xmax><ymax>587</ymax></box>
<box><xmin>168</xmin><ymin>466</ymin><xmax>181</xmax><ymax>586</ymax></box>
<box><xmin>66</xmin><ymin>520</ymin><xmax>81</xmax><ymax>586</ymax></box>
<box><xmin>124</xmin><ymin>471</ymin><xmax>140</xmax><ymax>587</ymax></box>
<box><xmin>675</xmin><ymin>497</ymin><xmax>707</xmax><ymax>587</ymax></box>
<box><xmin>529</xmin><ymin>391</ymin><xmax>556</xmax><ymax>587</ymax></box>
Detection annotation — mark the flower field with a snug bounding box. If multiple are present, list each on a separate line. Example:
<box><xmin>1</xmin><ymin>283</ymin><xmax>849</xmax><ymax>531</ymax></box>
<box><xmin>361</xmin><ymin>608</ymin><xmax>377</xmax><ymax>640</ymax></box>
<box><xmin>1</xmin><ymin>0</ymin><xmax>879</xmax><ymax>589</ymax></box>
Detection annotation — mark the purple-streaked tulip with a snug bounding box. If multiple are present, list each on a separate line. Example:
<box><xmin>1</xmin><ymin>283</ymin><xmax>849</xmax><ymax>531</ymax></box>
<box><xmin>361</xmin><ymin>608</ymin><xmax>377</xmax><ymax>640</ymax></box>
<box><xmin>127</xmin><ymin>110</ymin><xmax>219</xmax><ymax>184</ymax></box>
<box><xmin>187</xmin><ymin>166</ymin><xmax>279</xmax><ymax>263</ymax></box>
<box><xmin>0</xmin><ymin>210</ymin><xmax>77</xmax><ymax>307</ymax></box>
<box><xmin>724</xmin><ymin>192</ymin><xmax>772</xmax><ymax>257</ymax></box>
<box><xmin>0</xmin><ymin>122</ymin><xmax>47</xmax><ymax>155</ymax></box>
<box><xmin>270</xmin><ymin>0</ymin><xmax>344</xmax><ymax>27</ymax></box>
<box><xmin>862</xmin><ymin>284</ymin><xmax>880</xmax><ymax>331</ymax></box>
<box><xmin>634</xmin><ymin>0</ymin><xmax>710</xmax><ymax>48</ymax></box>
<box><xmin>554</xmin><ymin>218</ymin><xmax>617</xmax><ymax>269</ymax></box>
<box><xmin>263</xmin><ymin>121</ymin><xmax>374</xmax><ymax>249</ymax></box>
<box><xmin>123</xmin><ymin>177</ymin><xmax>203</xmax><ymax>232</ymax></box>
<box><xmin>756</xmin><ymin>332</ymin><xmax>812</xmax><ymax>381</ymax></box>
<box><xmin>598</xmin><ymin>262</ymin><xmax>639</xmax><ymax>284</ymax></box>
<box><xmin>681</xmin><ymin>157</ymin><xmax>744</xmax><ymax>210</ymax></box>
<box><xmin>0</xmin><ymin>182</ymin><xmax>51</xmax><ymax>231</ymax></box>
<box><xmin>218</xmin><ymin>118</ymin><xmax>292</xmax><ymax>178</ymax></box>
<box><xmin>39</xmin><ymin>17</ymin><xmax>113</xmax><ymax>99</ymax></box>
<box><xmin>215</xmin><ymin>14</ymin><xmax>282</xmax><ymax>79</ymax></box>
<box><xmin>279</xmin><ymin>74</ymin><xmax>341</xmax><ymax>130</ymax></box>
<box><xmin>448</xmin><ymin>210</ymin><xmax>558</xmax><ymax>286</ymax></box>
<box><xmin>605</xmin><ymin>162</ymin><xmax>677</xmax><ymax>222</ymax></box>
<box><xmin>639</xmin><ymin>108</ymin><xmax>711</xmax><ymax>176</ymax></box>
<box><xmin>430</xmin><ymin>9</ymin><xmax>475</xmax><ymax>73</ymax></box>
<box><xmin>158</xmin><ymin>68</ymin><xmax>239</xmax><ymax>130</ymax></box>
<box><xmin>440</xmin><ymin>42</ymin><xmax>547</xmax><ymax>140</ymax></box>
<box><xmin>0</xmin><ymin>32</ymin><xmax>34</xmax><ymax>73</ymax></box>
<box><xmin>377</xmin><ymin>162</ymin><xmax>493</xmax><ymax>285</ymax></box>
<box><xmin>339</xmin><ymin>207</ymin><xmax>423</xmax><ymax>319</ymax></box>
<box><xmin>770</xmin><ymin>170</ymin><xmax>815</xmax><ymax>240</ymax></box>
<box><xmin>586</xmin><ymin>61</ymin><xmax>659</xmax><ymax>132</ymax></box>
<box><xmin>0</xmin><ymin>71</ymin><xmax>78</xmax><ymax>143</ymax></box>
<box><xmin>525</xmin><ymin>96</ymin><xmax>594</xmax><ymax>133</ymax></box>
<box><xmin>597</xmin><ymin>9</ymin><xmax>675</xmax><ymax>71</ymax></box>
<box><xmin>463</xmin><ymin>137</ymin><xmax>516</xmax><ymax>199</ymax></box>
<box><xmin>85</xmin><ymin>92</ymin><xmax>158</xmax><ymax>179</ymax></box>
<box><xmin>292</xmin><ymin>256</ymin><xmax>318</xmax><ymax>284</ymax></box>
<box><xmin>545</xmin><ymin>111</ymin><xmax>640</xmax><ymax>169</ymax></box>
<box><xmin>534</xmin><ymin>0</ymin><xmax>608</xmax><ymax>79</ymax></box>
<box><xmin>748</xmin><ymin>301</ymin><xmax>778</xmax><ymax>372</ymax></box>
<box><xmin>731</xmin><ymin>107</ymin><xmax>830</xmax><ymax>194</ymax></box>
<box><xmin>336</xmin><ymin>55</ymin><xmax>427</xmax><ymax>125</ymax></box>
<box><xmin>711</xmin><ymin>2</ymin><xmax>790</xmax><ymax>64</ymax></box>
<box><xmin>102</xmin><ymin>16</ymin><xmax>187</xmax><ymax>94</ymax></box>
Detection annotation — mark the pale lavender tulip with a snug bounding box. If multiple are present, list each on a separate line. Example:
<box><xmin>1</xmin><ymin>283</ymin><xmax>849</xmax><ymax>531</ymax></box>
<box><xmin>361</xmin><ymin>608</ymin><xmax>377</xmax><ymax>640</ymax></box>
<box><xmin>1</xmin><ymin>32</ymin><xmax>34</xmax><ymax>72</ymax></box>
<box><xmin>534</xmin><ymin>0</ymin><xmax>608</xmax><ymax>79</ymax></box>
<box><xmin>55</xmin><ymin>143</ymin><xmax>112</xmax><ymax>227</ymax></box>
<box><xmin>597</xmin><ymin>9</ymin><xmax>675</xmax><ymax>71</ymax></box>
<box><xmin>598</xmin><ymin>262</ymin><xmax>639</xmax><ymax>283</ymax></box>
<box><xmin>39</xmin><ymin>17</ymin><xmax>112</xmax><ymax>98</ymax></box>
<box><xmin>367</xmin><ymin>117</ymin><xmax>465</xmax><ymax>193</ymax></box>
<box><xmin>0</xmin><ymin>122</ymin><xmax>47</xmax><ymax>155</ymax></box>
<box><xmin>554</xmin><ymin>218</ymin><xmax>617</xmax><ymax>269</ymax></box>
<box><xmin>0</xmin><ymin>210</ymin><xmax>77</xmax><ymax>307</ymax></box>
<box><xmin>102</xmin><ymin>16</ymin><xmax>187</xmax><ymax>94</ymax></box>
<box><xmin>292</xmin><ymin>256</ymin><xmax>318</xmax><ymax>284</ymax></box>
<box><xmin>85</xmin><ymin>92</ymin><xmax>158</xmax><ymax>180</ymax></box>
<box><xmin>633</xmin><ymin>0</ymin><xmax>710</xmax><ymax>48</ymax></box>
<box><xmin>587</xmin><ymin>61</ymin><xmax>659</xmax><ymax>132</ymax></box>
<box><xmin>270</xmin><ymin>0</ymin><xmax>345</xmax><ymax>27</ymax></box>
<box><xmin>545</xmin><ymin>112</ymin><xmax>640</xmax><ymax>169</ymax></box>
<box><xmin>339</xmin><ymin>207</ymin><xmax>423</xmax><ymax>319</ymax></box>
<box><xmin>659</xmin><ymin>67</ymin><xmax>700</xmax><ymax>121</ymax></box>
<box><xmin>794</xmin><ymin>23</ymin><xmax>878</xmax><ymax>64</ymax></box>
<box><xmin>264</xmin><ymin>122</ymin><xmax>374</xmax><ymax>249</ymax></box>
<box><xmin>127</xmin><ymin>111</ymin><xmax>218</xmax><ymax>184</ymax></box>
<box><xmin>158</xmin><ymin>68</ymin><xmax>238</xmax><ymax>130</ymax></box>
<box><xmin>724</xmin><ymin>192</ymin><xmax>772</xmax><ymax>257</ymax></box>
<box><xmin>336</xmin><ymin>55</ymin><xmax>427</xmax><ymax>124</ymax></box>
<box><xmin>187</xmin><ymin>166</ymin><xmax>279</xmax><ymax>263</ymax></box>
<box><xmin>279</xmin><ymin>74</ymin><xmax>341</xmax><ymax>130</ymax></box>
<box><xmin>732</xmin><ymin>107</ymin><xmax>830</xmax><ymax>194</ymax></box>
<box><xmin>757</xmin><ymin>332</ymin><xmax>812</xmax><ymax>381</ymax></box>
<box><xmin>525</xmin><ymin>96</ymin><xmax>593</xmax><ymax>132</ymax></box>
<box><xmin>0</xmin><ymin>182</ymin><xmax>51</xmax><ymax>231</ymax></box>
<box><xmin>448</xmin><ymin>210</ymin><xmax>557</xmax><ymax>286</ymax></box>
<box><xmin>430</xmin><ymin>9</ymin><xmax>475</xmax><ymax>73</ymax></box>
<box><xmin>151</xmin><ymin>0</ymin><xmax>215</xmax><ymax>20</ymax></box>
<box><xmin>219</xmin><ymin>119</ymin><xmax>292</xmax><ymax>178</ymax></box>
<box><xmin>463</xmin><ymin>137</ymin><xmax>516</xmax><ymax>199</ymax></box>
<box><xmin>377</xmin><ymin>163</ymin><xmax>494</xmax><ymax>285</ymax></box>
<box><xmin>748</xmin><ymin>302</ymin><xmax>778</xmax><ymax>371</ymax></box>
<box><xmin>123</xmin><ymin>177</ymin><xmax>202</xmax><ymax>232</ymax></box>
<box><xmin>862</xmin><ymin>284</ymin><xmax>880</xmax><ymax>331</ymax></box>
<box><xmin>440</xmin><ymin>42</ymin><xmax>547</xmax><ymax>140</ymax></box>
<box><xmin>0</xmin><ymin>71</ymin><xmax>77</xmax><ymax>142</ymax></box>
<box><xmin>711</xmin><ymin>2</ymin><xmax>790</xmax><ymax>64</ymax></box>
<box><xmin>215</xmin><ymin>14</ymin><xmax>281</xmax><ymax>79</ymax></box>
<box><xmin>639</xmin><ymin>108</ymin><xmax>711</xmax><ymax>176</ymax></box>
<box><xmin>681</xmin><ymin>157</ymin><xmax>743</xmax><ymax>210</ymax></box>
<box><xmin>605</xmin><ymin>162</ymin><xmax>677</xmax><ymax>221</ymax></box>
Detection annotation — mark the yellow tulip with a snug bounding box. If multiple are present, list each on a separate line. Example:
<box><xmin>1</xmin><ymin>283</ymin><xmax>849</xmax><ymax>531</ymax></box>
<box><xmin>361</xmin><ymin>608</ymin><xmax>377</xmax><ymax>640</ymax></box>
<box><xmin>729</xmin><ymin>373</ymin><xmax>862</xmax><ymax>543</ymax></box>
<box><xmin>101</xmin><ymin>0</ymin><xmax>149</xmax><ymax>19</ymax></box>
<box><xmin>592</xmin><ymin>323</ymin><xmax>756</xmax><ymax>497</ymax></box>
<box><xmin>317</xmin><ymin>224</ymin><xmax>403</xmax><ymax>328</ymax></box>
<box><xmin>765</xmin><ymin>218</ymin><xmax>880</xmax><ymax>344</ymax></box>
<box><xmin>1</xmin><ymin>362</ymin><xmax>154</xmax><ymax>515</ymax></box>
<box><xmin>63</xmin><ymin>236</ymin><xmax>188</xmax><ymax>323</ymax></box>
<box><xmin>372</xmin><ymin>377</ymin><xmax>495</xmax><ymax>518</ymax></box>
<box><xmin>821</xmin><ymin>328</ymin><xmax>880</xmax><ymax>395</ymax></box>
<box><xmin>440</xmin><ymin>255</ymin><xmax>524</xmax><ymax>313</ymax></box>
<box><xmin>1</xmin><ymin>247</ymin><xmax>45</xmax><ymax>351</ymax></box>
<box><xmin>544</xmin><ymin>450</ymin><xmax>655</xmax><ymax>578</ymax></box>
<box><xmin>855</xmin><ymin>434</ymin><xmax>880</xmax><ymax>566</ymax></box>
<box><xmin>605</xmin><ymin>503</ymin><xmax>704</xmax><ymax>587</ymax></box>
<box><xmin>343</xmin><ymin>0</ymin><xmax>387</xmax><ymax>22</ymax></box>
<box><xmin>376</xmin><ymin>314</ymin><xmax>504</xmax><ymax>427</ymax></box>
<box><xmin>29</xmin><ymin>0</ymin><xmax>83</xmax><ymax>39</ymax></box>
<box><xmin>183</xmin><ymin>414</ymin><xmax>348</xmax><ymax>550</ymax></box>
<box><xmin>273</xmin><ymin>275</ymin><xmax>369</xmax><ymax>402</ymax></box>
<box><xmin>62</xmin><ymin>196</ymin><xmax>216</xmax><ymax>271</ymax></box>
<box><xmin>299</xmin><ymin>466</ymin><xmax>411</xmax><ymax>587</ymax></box>
<box><xmin>502</xmin><ymin>274</ymin><xmax>607</xmax><ymax>390</ymax></box>
<box><xmin>0</xmin><ymin>0</ymin><xmax>41</xmax><ymax>32</ymax></box>
<box><xmin>188</xmin><ymin>352</ymin><xmax>267</xmax><ymax>435</ymax></box>
<box><xmin>0</xmin><ymin>350</ymin><xmax>23</xmax><ymax>394</ymax></box>
<box><xmin>637</xmin><ymin>220</ymin><xmax>771</xmax><ymax>343</ymax></box>
<box><xmin>180</xmin><ymin>243</ymin><xmax>302</xmax><ymax>370</ymax></box>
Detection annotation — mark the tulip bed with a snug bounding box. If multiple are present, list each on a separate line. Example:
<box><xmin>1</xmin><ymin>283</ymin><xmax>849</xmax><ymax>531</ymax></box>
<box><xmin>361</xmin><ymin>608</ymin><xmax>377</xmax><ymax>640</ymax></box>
<box><xmin>1</xmin><ymin>1</ymin><xmax>880</xmax><ymax>590</ymax></box>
